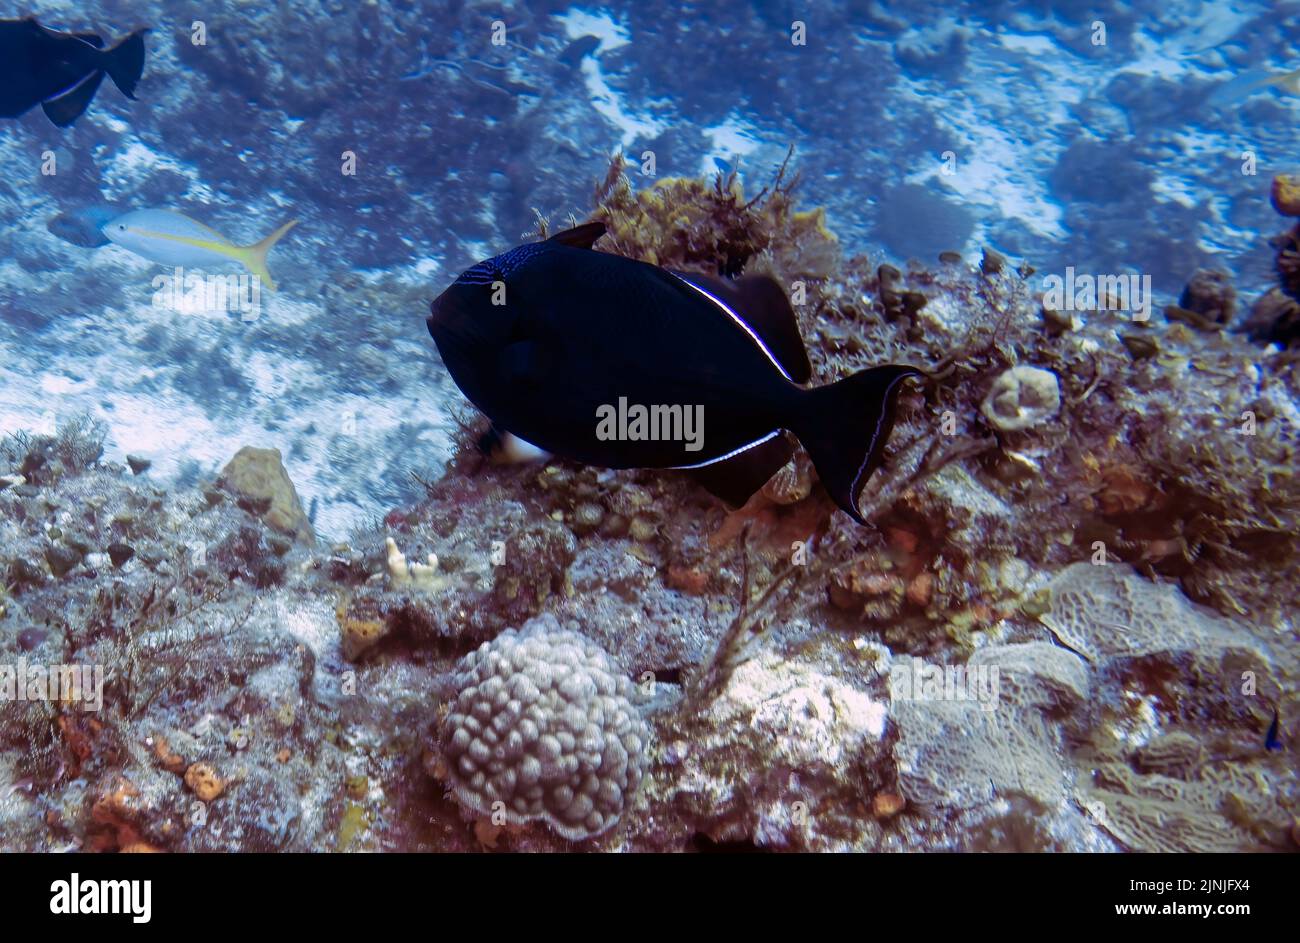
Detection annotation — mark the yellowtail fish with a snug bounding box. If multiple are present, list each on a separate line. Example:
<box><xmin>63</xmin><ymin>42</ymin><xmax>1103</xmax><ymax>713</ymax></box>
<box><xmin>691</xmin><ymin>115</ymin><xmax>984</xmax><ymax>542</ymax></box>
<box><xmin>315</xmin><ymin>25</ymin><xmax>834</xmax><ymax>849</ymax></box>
<box><xmin>103</xmin><ymin>209</ymin><xmax>298</xmax><ymax>290</ymax></box>
<box><xmin>1206</xmin><ymin>67</ymin><xmax>1300</xmax><ymax>108</ymax></box>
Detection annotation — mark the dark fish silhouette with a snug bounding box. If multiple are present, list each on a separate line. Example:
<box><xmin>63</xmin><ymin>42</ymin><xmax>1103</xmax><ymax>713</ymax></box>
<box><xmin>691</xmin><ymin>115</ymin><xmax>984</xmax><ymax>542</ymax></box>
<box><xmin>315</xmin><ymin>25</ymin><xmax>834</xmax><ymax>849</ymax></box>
<box><xmin>1265</xmin><ymin>707</ymin><xmax>1282</xmax><ymax>752</ymax></box>
<box><xmin>427</xmin><ymin>221</ymin><xmax>921</xmax><ymax>522</ymax></box>
<box><xmin>46</xmin><ymin>203</ymin><xmax>121</xmax><ymax>247</ymax></box>
<box><xmin>0</xmin><ymin>18</ymin><xmax>147</xmax><ymax>127</ymax></box>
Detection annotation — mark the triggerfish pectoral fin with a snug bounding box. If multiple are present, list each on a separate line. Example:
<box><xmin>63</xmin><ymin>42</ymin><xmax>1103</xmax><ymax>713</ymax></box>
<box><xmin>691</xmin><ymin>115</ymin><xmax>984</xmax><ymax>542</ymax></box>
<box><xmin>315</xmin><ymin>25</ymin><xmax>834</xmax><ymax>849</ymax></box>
<box><xmin>236</xmin><ymin>218</ymin><xmax>298</xmax><ymax>292</ymax></box>
<box><xmin>1265</xmin><ymin>708</ymin><xmax>1283</xmax><ymax>752</ymax></box>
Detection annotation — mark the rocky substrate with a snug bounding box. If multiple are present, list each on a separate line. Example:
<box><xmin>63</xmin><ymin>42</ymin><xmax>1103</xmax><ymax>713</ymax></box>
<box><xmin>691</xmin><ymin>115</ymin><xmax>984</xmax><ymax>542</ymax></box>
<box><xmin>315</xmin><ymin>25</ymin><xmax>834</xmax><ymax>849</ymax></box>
<box><xmin>2</xmin><ymin>202</ymin><xmax>1297</xmax><ymax>850</ymax></box>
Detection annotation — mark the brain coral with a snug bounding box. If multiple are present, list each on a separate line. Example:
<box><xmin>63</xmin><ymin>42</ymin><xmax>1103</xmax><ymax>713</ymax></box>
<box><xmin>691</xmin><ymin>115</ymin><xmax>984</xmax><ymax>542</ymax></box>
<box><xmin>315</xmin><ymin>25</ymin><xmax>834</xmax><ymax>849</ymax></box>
<box><xmin>440</xmin><ymin>615</ymin><xmax>651</xmax><ymax>841</ymax></box>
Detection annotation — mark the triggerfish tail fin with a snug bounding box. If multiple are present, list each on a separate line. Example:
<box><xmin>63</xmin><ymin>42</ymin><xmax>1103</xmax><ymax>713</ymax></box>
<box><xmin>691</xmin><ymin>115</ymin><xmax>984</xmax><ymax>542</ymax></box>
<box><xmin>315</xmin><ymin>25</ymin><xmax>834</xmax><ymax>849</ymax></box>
<box><xmin>103</xmin><ymin>28</ymin><xmax>148</xmax><ymax>100</ymax></box>
<box><xmin>238</xmin><ymin>218</ymin><xmax>298</xmax><ymax>292</ymax></box>
<box><xmin>795</xmin><ymin>365</ymin><xmax>922</xmax><ymax>524</ymax></box>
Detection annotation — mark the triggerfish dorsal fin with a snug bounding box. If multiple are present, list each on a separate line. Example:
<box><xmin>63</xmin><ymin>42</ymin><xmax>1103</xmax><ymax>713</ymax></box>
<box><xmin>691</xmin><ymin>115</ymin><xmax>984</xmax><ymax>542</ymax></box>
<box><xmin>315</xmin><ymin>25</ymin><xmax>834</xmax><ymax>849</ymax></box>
<box><xmin>671</xmin><ymin>271</ymin><xmax>813</xmax><ymax>384</ymax></box>
<box><xmin>546</xmin><ymin>221</ymin><xmax>606</xmax><ymax>249</ymax></box>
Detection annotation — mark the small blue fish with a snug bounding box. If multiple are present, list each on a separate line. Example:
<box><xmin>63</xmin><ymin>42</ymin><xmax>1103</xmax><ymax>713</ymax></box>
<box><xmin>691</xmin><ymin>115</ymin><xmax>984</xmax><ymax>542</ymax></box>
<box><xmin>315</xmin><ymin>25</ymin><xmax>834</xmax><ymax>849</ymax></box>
<box><xmin>1265</xmin><ymin>707</ymin><xmax>1282</xmax><ymax>752</ymax></box>
<box><xmin>1206</xmin><ymin>67</ymin><xmax>1300</xmax><ymax>108</ymax></box>
<box><xmin>46</xmin><ymin>204</ymin><xmax>121</xmax><ymax>248</ymax></box>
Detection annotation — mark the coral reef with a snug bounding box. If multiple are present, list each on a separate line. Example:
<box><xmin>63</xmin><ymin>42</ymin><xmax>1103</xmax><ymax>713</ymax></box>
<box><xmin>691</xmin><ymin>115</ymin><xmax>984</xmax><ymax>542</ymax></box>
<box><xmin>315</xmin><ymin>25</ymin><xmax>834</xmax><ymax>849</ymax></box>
<box><xmin>1242</xmin><ymin>174</ymin><xmax>1300</xmax><ymax>347</ymax></box>
<box><xmin>436</xmin><ymin>616</ymin><xmax>650</xmax><ymax>842</ymax></box>
<box><xmin>980</xmin><ymin>366</ymin><xmax>1062</xmax><ymax>433</ymax></box>
<box><xmin>384</xmin><ymin>538</ymin><xmax>440</xmax><ymax>591</ymax></box>
<box><xmin>1038</xmin><ymin>563</ymin><xmax>1271</xmax><ymax>663</ymax></box>
<box><xmin>587</xmin><ymin>149</ymin><xmax>840</xmax><ymax>285</ymax></box>
<box><xmin>2</xmin><ymin>156</ymin><xmax>1296</xmax><ymax>855</ymax></box>
<box><xmin>219</xmin><ymin>446</ymin><xmax>316</xmax><ymax>546</ymax></box>
<box><xmin>891</xmin><ymin>642</ymin><xmax>1088</xmax><ymax>810</ymax></box>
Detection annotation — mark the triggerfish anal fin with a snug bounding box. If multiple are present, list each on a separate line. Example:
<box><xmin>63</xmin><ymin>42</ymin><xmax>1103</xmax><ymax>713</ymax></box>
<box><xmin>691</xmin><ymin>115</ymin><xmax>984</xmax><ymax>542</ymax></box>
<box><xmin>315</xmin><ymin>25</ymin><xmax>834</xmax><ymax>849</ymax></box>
<box><xmin>42</xmin><ymin>70</ymin><xmax>104</xmax><ymax>127</ymax></box>
<box><xmin>671</xmin><ymin>271</ymin><xmax>813</xmax><ymax>384</ymax></box>
<box><xmin>682</xmin><ymin>432</ymin><xmax>795</xmax><ymax>509</ymax></box>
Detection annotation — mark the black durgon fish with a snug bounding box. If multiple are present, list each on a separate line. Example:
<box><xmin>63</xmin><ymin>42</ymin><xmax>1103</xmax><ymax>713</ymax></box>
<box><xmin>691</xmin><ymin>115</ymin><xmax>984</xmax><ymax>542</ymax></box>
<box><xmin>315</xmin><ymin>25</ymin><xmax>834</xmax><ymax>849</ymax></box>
<box><xmin>46</xmin><ymin>204</ymin><xmax>121</xmax><ymax>248</ymax></box>
<box><xmin>0</xmin><ymin>18</ymin><xmax>147</xmax><ymax>127</ymax></box>
<box><xmin>427</xmin><ymin>221</ymin><xmax>921</xmax><ymax>523</ymax></box>
<box><xmin>1265</xmin><ymin>707</ymin><xmax>1282</xmax><ymax>752</ymax></box>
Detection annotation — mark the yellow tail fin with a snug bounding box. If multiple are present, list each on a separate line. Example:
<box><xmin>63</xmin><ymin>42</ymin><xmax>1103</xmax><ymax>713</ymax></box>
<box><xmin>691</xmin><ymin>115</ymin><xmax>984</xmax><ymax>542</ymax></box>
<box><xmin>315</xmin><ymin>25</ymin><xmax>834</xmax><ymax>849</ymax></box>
<box><xmin>238</xmin><ymin>219</ymin><xmax>299</xmax><ymax>292</ymax></box>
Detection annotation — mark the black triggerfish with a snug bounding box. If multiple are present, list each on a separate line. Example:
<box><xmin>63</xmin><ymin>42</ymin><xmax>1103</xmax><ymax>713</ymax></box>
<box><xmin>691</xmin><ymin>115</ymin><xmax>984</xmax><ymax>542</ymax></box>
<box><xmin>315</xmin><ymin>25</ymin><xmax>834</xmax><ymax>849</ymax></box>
<box><xmin>427</xmin><ymin>221</ymin><xmax>921</xmax><ymax>523</ymax></box>
<box><xmin>0</xmin><ymin>18</ymin><xmax>147</xmax><ymax>127</ymax></box>
<box><xmin>1265</xmin><ymin>707</ymin><xmax>1282</xmax><ymax>752</ymax></box>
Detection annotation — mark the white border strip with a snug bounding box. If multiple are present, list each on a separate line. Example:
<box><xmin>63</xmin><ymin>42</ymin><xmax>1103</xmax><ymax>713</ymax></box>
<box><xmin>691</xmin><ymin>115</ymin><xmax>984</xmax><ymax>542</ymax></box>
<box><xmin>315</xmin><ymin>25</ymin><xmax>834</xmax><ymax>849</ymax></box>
<box><xmin>671</xmin><ymin>273</ymin><xmax>794</xmax><ymax>382</ymax></box>
<box><xmin>671</xmin><ymin>429</ymin><xmax>780</xmax><ymax>470</ymax></box>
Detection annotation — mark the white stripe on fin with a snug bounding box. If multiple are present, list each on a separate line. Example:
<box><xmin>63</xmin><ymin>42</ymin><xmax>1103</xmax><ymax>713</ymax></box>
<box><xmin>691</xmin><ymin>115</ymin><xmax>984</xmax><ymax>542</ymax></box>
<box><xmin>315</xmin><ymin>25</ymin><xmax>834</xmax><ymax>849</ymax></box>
<box><xmin>43</xmin><ymin>68</ymin><xmax>99</xmax><ymax>105</ymax></box>
<box><xmin>847</xmin><ymin>371</ymin><xmax>914</xmax><ymax>518</ymax></box>
<box><xmin>671</xmin><ymin>430</ymin><xmax>780</xmax><ymax>470</ymax></box>
<box><xmin>671</xmin><ymin>273</ymin><xmax>794</xmax><ymax>382</ymax></box>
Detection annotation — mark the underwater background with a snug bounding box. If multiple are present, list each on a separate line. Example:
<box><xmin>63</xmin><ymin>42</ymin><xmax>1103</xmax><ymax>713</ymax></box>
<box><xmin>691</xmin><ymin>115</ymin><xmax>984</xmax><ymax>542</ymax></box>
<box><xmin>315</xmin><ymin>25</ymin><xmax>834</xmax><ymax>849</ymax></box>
<box><xmin>0</xmin><ymin>0</ymin><xmax>1297</xmax><ymax>852</ymax></box>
